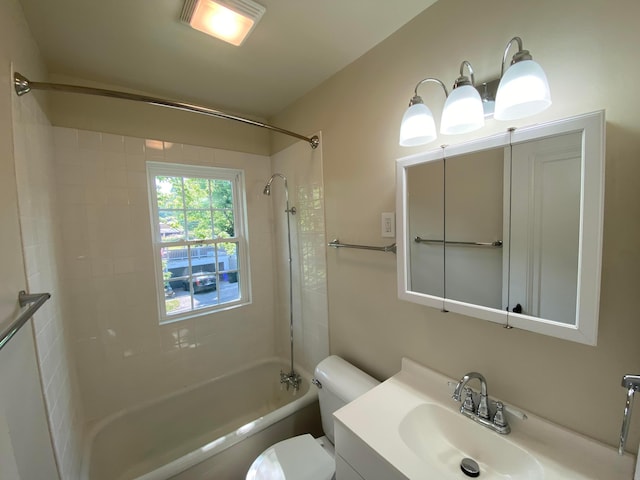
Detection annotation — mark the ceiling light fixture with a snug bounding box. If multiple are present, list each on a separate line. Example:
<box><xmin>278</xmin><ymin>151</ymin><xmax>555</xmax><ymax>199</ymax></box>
<box><xmin>180</xmin><ymin>0</ymin><xmax>266</xmax><ymax>46</ymax></box>
<box><xmin>399</xmin><ymin>36</ymin><xmax>550</xmax><ymax>147</ymax></box>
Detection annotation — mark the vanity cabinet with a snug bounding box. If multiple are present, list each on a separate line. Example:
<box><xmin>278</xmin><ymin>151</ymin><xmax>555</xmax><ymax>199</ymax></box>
<box><xmin>396</xmin><ymin>111</ymin><xmax>605</xmax><ymax>345</ymax></box>
<box><xmin>335</xmin><ymin>420</ymin><xmax>405</xmax><ymax>480</ymax></box>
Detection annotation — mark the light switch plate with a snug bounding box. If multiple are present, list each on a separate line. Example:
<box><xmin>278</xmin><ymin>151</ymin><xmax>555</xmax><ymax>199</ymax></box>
<box><xmin>381</xmin><ymin>212</ymin><xmax>395</xmax><ymax>237</ymax></box>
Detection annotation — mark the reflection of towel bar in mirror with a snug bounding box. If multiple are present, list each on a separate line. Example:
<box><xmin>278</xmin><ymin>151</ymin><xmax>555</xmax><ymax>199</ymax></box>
<box><xmin>414</xmin><ymin>236</ymin><xmax>503</xmax><ymax>248</ymax></box>
<box><xmin>328</xmin><ymin>239</ymin><xmax>397</xmax><ymax>254</ymax></box>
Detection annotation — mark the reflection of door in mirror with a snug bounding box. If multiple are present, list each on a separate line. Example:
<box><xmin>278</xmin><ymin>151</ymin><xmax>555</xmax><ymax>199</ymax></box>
<box><xmin>444</xmin><ymin>149</ymin><xmax>505</xmax><ymax>310</ymax></box>
<box><xmin>507</xmin><ymin>132</ymin><xmax>581</xmax><ymax>325</ymax></box>
<box><xmin>407</xmin><ymin>160</ymin><xmax>444</xmax><ymax>297</ymax></box>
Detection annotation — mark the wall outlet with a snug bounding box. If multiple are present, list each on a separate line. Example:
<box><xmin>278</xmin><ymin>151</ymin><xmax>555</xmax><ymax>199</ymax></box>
<box><xmin>381</xmin><ymin>212</ymin><xmax>395</xmax><ymax>238</ymax></box>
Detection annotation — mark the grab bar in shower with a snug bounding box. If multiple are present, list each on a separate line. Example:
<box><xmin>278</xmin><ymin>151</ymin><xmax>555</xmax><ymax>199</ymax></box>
<box><xmin>619</xmin><ymin>374</ymin><xmax>640</xmax><ymax>455</ymax></box>
<box><xmin>414</xmin><ymin>236</ymin><xmax>503</xmax><ymax>248</ymax></box>
<box><xmin>328</xmin><ymin>239</ymin><xmax>396</xmax><ymax>254</ymax></box>
<box><xmin>0</xmin><ymin>291</ymin><xmax>51</xmax><ymax>352</ymax></box>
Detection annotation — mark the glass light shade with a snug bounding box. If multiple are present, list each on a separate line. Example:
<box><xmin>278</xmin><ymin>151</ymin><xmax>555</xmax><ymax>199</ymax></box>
<box><xmin>190</xmin><ymin>0</ymin><xmax>256</xmax><ymax>46</ymax></box>
<box><xmin>440</xmin><ymin>85</ymin><xmax>484</xmax><ymax>135</ymax></box>
<box><xmin>494</xmin><ymin>59</ymin><xmax>551</xmax><ymax>120</ymax></box>
<box><xmin>399</xmin><ymin>103</ymin><xmax>437</xmax><ymax>147</ymax></box>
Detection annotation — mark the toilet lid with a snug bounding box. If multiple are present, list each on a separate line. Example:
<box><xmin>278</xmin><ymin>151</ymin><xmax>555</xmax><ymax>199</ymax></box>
<box><xmin>246</xmin><ymin>434</ymin><xmax>334</xmax><ymax>480</ymax></box>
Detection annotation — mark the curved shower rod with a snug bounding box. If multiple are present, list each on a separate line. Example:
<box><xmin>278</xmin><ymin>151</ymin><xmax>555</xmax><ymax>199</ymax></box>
<box><xmin>13</xmin><ymin>72</ymin><xmax>320</xmax><ymax>149</ymax></box>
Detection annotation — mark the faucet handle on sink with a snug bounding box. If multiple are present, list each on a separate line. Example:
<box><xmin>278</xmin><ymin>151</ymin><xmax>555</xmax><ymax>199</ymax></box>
<box><xmin>462</xmin><ymin>387</ymin><xmax>475</xmax><ymax>413</ymax></box>
<box><xmin>492</xmin><ymin>401</ymin><xmax>508</xmax><ymax>428</ymax></box>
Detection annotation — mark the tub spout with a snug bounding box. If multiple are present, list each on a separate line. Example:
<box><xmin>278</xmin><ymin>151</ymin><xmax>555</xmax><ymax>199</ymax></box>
<box><xmin>280</xmin><ymin>370</ymin><xmax>301</xmax><ymax>392</ymax></box>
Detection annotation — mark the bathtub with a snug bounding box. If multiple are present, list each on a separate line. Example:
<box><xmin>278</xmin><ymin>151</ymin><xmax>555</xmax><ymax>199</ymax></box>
<box><xmin>82</xmin><ymin>358</ymin><xmax>321</xmax><ymax>480</ymax></box>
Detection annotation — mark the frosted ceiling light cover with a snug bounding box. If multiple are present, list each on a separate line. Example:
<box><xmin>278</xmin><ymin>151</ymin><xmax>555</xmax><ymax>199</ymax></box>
<box><xmin>494</xmin><ymin>59</ymin><xmax>551</xmax><ymax>120</ymax></box>
<box><xmin>399</xmin><ymin>103</ymin><xmax>437</xmax><ymax>147</ymax></box>
<box><xmin>183</xmin><ymin>0</ymin><xmax>266</xmax><ymax>46</ymax></box>
<box><xmin>440</xmin><ymin>85</ymin><xmax>484</xmax><ymax>135</ymax></box>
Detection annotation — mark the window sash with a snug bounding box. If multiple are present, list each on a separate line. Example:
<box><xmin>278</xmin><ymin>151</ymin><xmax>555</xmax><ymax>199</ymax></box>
<box><xmin>147</xmin><ymin>161</ymin><xmax>250</xmax><ymax>322</ymax></box>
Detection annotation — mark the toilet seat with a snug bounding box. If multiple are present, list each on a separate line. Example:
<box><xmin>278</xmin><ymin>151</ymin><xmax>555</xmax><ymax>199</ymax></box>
<box><xmin>246</xmin><ymin>434</ymin><xmax>334</xmax><ymax>480</ymax></box>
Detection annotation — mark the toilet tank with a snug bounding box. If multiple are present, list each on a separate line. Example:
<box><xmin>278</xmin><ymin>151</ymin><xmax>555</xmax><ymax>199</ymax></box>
<box><xmin>314</xmin><ymin>355</ymin><xmax>379</xmax><ymax>444</ymax></box>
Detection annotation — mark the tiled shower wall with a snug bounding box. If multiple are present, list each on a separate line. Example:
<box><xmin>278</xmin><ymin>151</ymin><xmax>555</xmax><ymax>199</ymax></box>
<box><xmin>12</xmin><ymin>87</ymin><xmax>84</xmax><ymax>477</ymax></box>
<box><xmin>271</xmin><ymin>134</ymin><xmax>329</xmax><ymax>374</ymax></box>
<box><xmin>53</xmin><ymin>127</ymin><xmax>280</xmax><ymax>422</ymax></box>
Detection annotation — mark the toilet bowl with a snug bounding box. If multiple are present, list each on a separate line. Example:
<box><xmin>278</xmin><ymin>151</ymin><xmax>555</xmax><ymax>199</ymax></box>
<box><xmin>246</xmin><ymin>356</ymin><xmax>379</xmax><ymax>480</ymax></box>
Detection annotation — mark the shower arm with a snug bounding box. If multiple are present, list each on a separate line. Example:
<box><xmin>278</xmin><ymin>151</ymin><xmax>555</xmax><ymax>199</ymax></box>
<box><xmin>13</xmin><ymin>72</ymin><xmax>320</xmax><ymax>149</ymax></box>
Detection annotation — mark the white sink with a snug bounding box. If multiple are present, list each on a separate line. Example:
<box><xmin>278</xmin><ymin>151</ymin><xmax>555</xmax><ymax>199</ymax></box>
<box><xmin>333</xmin><ymin>358</ymin><xmax>636</xmax><ymax>480</ymax></box>
<box><xmin>399</xmin><ymin>403</ymin><xmax>543</xmax><ymax>479</ymax></box>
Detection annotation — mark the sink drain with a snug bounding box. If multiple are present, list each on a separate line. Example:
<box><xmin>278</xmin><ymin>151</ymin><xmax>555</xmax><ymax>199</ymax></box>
<box><xmin>460</xmin><ymin>458</ymin><xmax>480</xmax><ymax>478</ymax></box>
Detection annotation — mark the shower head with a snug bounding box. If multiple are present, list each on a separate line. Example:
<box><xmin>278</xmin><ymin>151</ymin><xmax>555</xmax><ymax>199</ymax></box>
<box><xmin>263</xmin><ymin>173</ymin><xmax>287</xmax><ymax>196</ymax></box>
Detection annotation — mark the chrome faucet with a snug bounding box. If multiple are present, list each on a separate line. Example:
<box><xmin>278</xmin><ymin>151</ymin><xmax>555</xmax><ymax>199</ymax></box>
<box><xmin>280</xmin><ymin>369</ymin><xmax>302</xmax><ymax>392</ymax></box>
<box><xmin>452</xmin><ymin>372</ymin><xmax>510</xmax><ymax>434</ymax></box>
<box><xmin>619</xmin><ymin>374</ymin><xmax>640</xmax><ymax>455</ymax></box>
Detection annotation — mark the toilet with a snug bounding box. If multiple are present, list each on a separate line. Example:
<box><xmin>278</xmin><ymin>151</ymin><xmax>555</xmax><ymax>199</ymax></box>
<box><xmin>246</xmin><ymin>355</ymin><xmax>379</xmax><ymax>480</ymax></box>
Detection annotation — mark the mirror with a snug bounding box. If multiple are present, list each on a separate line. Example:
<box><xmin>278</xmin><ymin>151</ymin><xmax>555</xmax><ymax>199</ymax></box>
<box><xmin>444</xmin><ymin>147</ymin><xmax>505</xmax><ymax>311</ymax></box>
<box><xmin>407</xmin><ymin>158</ymin><xmax>444</xmax><ymax>300</ymax></box>
<box><xmin>396</xmin><ymin>111</ymin><xmax>605</xmax><ymax>345</ymax></box>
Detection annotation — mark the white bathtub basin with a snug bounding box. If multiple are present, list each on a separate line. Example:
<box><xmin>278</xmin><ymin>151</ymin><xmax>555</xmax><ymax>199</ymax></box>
<box><xmin>334</xmin><ymin>358</ymin><xmax>636</xmax><ymax>479</ymax></box>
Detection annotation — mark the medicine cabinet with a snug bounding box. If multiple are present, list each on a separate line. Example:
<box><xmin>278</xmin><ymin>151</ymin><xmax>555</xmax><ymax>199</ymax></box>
<box><xmin>396</xmin><ymin>111</ymin><xmax>605</xmax><ymax>345</ymax></box>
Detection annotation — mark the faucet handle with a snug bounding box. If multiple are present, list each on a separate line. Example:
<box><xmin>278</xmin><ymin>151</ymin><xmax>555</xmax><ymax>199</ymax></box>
<box><xmin>492</xmin><ymin>401</ymin><xmax>508</xmax><ymax>428</ymax></box>
<box><xmin>462</xmin><ymin>387</ymin><xmax>475</xmax><ymax>413</ymax></box>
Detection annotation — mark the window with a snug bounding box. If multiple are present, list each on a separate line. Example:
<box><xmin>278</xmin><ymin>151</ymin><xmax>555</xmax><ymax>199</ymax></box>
<box><xmin>147</xmin><ymin>162</ymin><xmax>250</xmax><ymax>322</ymax></box>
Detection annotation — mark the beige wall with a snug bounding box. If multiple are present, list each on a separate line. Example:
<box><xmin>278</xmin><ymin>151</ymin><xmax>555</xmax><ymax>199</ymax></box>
<box><xmin>271</xmin><ymin>0</ymin><xmax>640</xmax><ymax>451</ymax></box>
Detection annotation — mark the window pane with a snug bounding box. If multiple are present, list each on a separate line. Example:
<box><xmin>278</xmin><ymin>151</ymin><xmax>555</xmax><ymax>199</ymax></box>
<box><xmin>183</xmin><ymin>177</ymin><xmax>211</xmax><ymax>209</ymax></box>
<box><xmin>186</xmin><ymin>210</ymin><xmax>213</xmax><ymax>240</ymax></box>
<box><xmin>164</xmin><ymin>280</ymin><xmax>191</xmax><ymax>316</ymax></box>
<box><xmin>218</xmin><ymin>242</ymin><xmax>240</xmax><ymax>303</ymax></box>
<box><xmin>213</xmin><ymin>209</ymin><xmax>234</xmax><ymax>237</ymax></box>
<box><xmin>211</xmin><ymin>180</ymin><xmax>233</xmax><ymax>209</ymax></box>
<box><xmin>156</xmin><ymin>176</ymin><xmax>184</xmax><ymax>209</ymax></box>
<box><xmin>159</xmin><ymin>210</ymin><xmax>185</xmax><ymax>242</ymax></box>
<box><xmin>190</xmin><ymin>244</ymin><xmax>218</xmax><ymax>311</ymax></box>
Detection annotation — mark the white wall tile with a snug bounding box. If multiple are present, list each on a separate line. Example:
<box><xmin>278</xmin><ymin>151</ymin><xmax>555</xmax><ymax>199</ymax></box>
<box><xmin>54</xmin><ymin>128</ymin><xmax>279</xmax><ymax>424</ymax></box>
<box><xmin>13</xmin><ymin>107</ymin><xmax>84</xmax><ymax>479</ymax></box>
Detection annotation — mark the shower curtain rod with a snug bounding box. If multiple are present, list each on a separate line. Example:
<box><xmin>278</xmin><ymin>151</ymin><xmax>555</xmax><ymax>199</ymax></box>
<box><xmin>13</xmin><ymin>72</ymin><xmax>320</xmax><ymax>149</ymax></box>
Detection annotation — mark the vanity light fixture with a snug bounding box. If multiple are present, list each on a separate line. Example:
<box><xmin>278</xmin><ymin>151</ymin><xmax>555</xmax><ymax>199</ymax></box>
<box><xmin>494</xmin><ymin>37</ymin><xmax>551</xmax><ymax>120</ymax></box>
<box><xmin>399</xmin><ymin>78</ymin><xmax>448</xmax><ymax>147</ymax></box>
<box><xmin>440</xmin><ymin>61</ymin><xmax>484</xmax><ymax>135</ymax></box>
<box><xmin>399</xmin><ymin>36</ymin><xmax>550</xmax><ymax>146</ymax></box>
<box><xmin>180</xmin><ymin>0</ymin><xmax>266</xmax><ymax>46</ymax></box>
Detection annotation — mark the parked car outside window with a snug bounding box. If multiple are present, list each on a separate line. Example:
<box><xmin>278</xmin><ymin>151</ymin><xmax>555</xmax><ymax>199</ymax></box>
<box><xmin>182</xmin><ymin>272</ymin><xmax>217</xmax><ymax>293</ymax></box>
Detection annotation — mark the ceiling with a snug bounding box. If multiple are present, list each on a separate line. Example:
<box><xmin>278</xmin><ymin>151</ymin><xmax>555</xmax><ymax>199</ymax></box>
<box><xmin>18</xmin><ymin>0</ymin><xmax>437</xmax><ymax>119</ymax></box>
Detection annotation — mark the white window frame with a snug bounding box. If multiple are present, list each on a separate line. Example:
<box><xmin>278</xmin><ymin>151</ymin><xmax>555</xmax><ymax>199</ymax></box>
<box><xmin>147</xmin><ymin>161</ymin><xmax>251</xmax><ymax>323</ymax></box>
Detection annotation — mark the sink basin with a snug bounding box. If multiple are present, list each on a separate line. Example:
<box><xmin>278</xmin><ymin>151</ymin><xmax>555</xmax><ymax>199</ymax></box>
<box><xmin>399</xmin><ymin>403</ymin><xmax>543</xmax><ymax>479</ymax></box>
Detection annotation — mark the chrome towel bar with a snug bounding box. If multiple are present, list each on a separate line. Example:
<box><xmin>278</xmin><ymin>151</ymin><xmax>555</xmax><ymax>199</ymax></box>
<box><xmin>0</xmin><ymin>291</ymin><xmax>51</xmax><ymax>351</ymax></box>
<box><xmin>415</xmin><ymin>236</ymin><xmax>503</xmax><ymax>248</ymax></box>
<box><xmin>328</xmin><ymin>239</ymin><xmax>396</xmax><ymax>254</ymax></box>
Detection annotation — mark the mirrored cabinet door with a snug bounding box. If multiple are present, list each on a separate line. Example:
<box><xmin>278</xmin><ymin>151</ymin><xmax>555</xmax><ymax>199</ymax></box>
<box><xmin>507</xmin><ymin>132</ymin><xmax>582</xmax><ymax>324</ymax></box>
<box><xmin>444</xmin><ymin>148</ymin><xmax>506</xmax><ymax>312</ymax></box>
<box><xmin>407</xmin><ymin>160</ymin><xmax>444</xmax><ymax>298</ymax></box>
